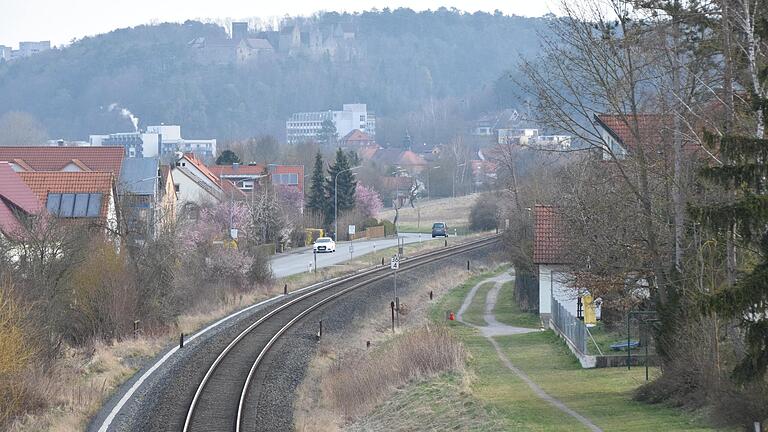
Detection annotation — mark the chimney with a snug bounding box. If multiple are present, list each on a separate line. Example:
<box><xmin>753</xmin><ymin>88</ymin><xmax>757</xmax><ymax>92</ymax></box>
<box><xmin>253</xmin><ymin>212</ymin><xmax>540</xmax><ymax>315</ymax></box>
<box><xmin>232</xmin><ymin>162</ymin><xmax>239</xmax><ymax>173</ymax></box>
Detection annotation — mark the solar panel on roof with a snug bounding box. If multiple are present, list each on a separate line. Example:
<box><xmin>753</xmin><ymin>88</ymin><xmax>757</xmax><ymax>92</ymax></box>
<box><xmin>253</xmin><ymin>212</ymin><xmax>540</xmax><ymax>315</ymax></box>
<box><xmin>47</xmin><ymin>193</ymin><xmax>61</xmax><ymax>214</ymax></box>
<box><xmin>46</xmin><ymin>192</ymin><xmax>102</xmax><ymax>218</ymax></box>
<box><xmin>86</xmin><ymin>193</ymin><xmax>102</xmax><ymax>217</ymax></box>
<box><xmin>73</xmin><ymin>194</ymin><xmax>89</xmax><ymax>216</ymax></box>
<box><xmin>59</xmin><ymin>194</ymin><xmax>75</xmax><ymax>217</ymax></box>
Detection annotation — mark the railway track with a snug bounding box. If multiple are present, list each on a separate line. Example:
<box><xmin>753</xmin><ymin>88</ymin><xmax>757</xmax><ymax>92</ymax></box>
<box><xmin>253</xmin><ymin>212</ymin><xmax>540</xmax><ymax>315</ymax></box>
<box><xmin>108</xmin><ymin>235</ymin><xmax>498</xmax><ymax>432</ymax></box>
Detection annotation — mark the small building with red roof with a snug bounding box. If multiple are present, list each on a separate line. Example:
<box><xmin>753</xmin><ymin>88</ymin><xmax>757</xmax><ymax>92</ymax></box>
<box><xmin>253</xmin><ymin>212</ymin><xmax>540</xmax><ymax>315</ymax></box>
<box><xmin>340</xmin><ymin>129</ymin><xmax>375</xmax><ymax>147</ymax></box>
<box><xmin>533</xmin><ymin>205</ymin><xmax>584</xmax><ymax>320</ymax></box>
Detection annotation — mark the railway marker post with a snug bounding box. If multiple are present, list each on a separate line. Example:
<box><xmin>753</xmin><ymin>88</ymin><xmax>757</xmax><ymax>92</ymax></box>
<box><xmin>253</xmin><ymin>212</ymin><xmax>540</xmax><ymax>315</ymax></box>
<box><xmin>390</xmin><ymin>301</ymin><xmax>395</xmax><ymax>332</ymax></box>
<box><xmin>391</xmin><ymin>254</ymin><xmax>400</xmax><ymax>326</ymax></box>
<box><xmin>313</xmin><ymin>249</ymin><xmax>317</xmax><ymax>273</ymax></box>
<box><xmin>179</xmin><ymin>333</ymin><xmax>184</xmax><ymax>348</ymax></box>
<box><xmin>284</xmin><ymin>284</ymin><xmax>288</xmax><ymax>295</ymax></box>
<box><xmin>429</xmin><ymin>290</ymin><xmax>433</xmax><ymax>300</ymax></box>
<box><xmin>467</xmin><ymin>260</ymin><xmax>470</xmax><ymax>271</ymax></box>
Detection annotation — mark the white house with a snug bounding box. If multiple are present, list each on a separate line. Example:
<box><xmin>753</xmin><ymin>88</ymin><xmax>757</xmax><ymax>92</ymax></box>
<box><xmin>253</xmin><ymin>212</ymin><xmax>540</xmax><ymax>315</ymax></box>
<box><xmin>534</xmin><ymin>204</ymin><xmax>602</xmax><ymax>326</ymax></box>
<box><xmin>171</xmin><ymin>153</ymin><xmax>225</xmax><ymax>206</ymax></box>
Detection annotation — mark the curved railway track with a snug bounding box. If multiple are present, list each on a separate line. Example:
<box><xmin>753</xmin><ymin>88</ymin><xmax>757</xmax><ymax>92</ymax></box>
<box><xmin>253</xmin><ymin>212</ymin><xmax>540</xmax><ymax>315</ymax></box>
<box><xmin>120</xmin><ymin>235</ymin><xmax>498</xmax><ymax>432</ymax></box>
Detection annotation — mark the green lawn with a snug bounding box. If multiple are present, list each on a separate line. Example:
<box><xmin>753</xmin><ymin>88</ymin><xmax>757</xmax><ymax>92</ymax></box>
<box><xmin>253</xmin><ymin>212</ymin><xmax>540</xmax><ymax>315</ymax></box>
<box><xmin>500</xmin><ymin>331</ymin><xmax>714</xmax><ymax>431</ymax></box>
<box><xmin>354</xmin><ymin>269</ymin><xmax>718</xmax><ymax>431</ymax></box>
<box><xmin>432</xmin><ymin>270</ymin><xmax>717</xmax><ymax>432</ymax></box>
<box><xmin>494</xmin><ymin>281</ymin><xmax>542</xmax><ymax>328</ymax></box>
<box><xmin>586</xmin><ymin>322</ymin><xmax>644</xmax><ymax>356</ymax></box>
<box><xmin>461</xmin><ymin>282</ymin><xmax>494</xmax><ymax>326</ymax></box>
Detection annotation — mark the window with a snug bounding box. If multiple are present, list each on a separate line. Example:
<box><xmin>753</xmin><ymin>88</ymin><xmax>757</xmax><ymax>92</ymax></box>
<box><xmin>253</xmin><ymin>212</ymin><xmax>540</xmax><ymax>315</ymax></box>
<box><xmin>273</xmin><ymin>173</ymin><xmax>299</xmax><ymax>185</ymax></box>
<box><xmin>174</xmin><ymin>184</ymin><xmax>180</xmax><ymax>192</ymax></box>
<box><xmin>360</xmin><ymin>115</ymin><xmax>365</xmax><ymax>121</ymax></box>
<box><xmin>46</xmin><ymin>193</ymin><xmax>102</xmax><ymax>217</ymax></box>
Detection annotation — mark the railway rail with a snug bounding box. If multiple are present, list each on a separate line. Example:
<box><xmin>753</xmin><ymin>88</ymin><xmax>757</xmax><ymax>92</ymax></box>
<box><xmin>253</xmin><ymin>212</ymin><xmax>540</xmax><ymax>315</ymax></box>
<box><xmin>97</xmin><ymin>234</ymin><xmax>499</xmax><ymax>432</ymax></box>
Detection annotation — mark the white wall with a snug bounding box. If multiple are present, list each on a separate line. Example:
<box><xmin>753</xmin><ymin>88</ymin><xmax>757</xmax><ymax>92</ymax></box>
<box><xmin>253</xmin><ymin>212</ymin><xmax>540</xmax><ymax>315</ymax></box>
<box><xmin>172</xmin><ymin>168</ymin><xmax>219</xmax><ymax>205</ymax></box>
<box><xmin>539</xmin><ymin>264</ymin><xmax>579</xmax><ymax>316</ymax></box>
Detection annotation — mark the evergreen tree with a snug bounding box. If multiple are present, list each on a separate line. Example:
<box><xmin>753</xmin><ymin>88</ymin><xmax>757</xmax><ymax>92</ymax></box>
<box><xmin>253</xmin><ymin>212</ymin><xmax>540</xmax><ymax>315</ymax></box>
<box><xmin>324</xmin><ymin>148</ymin><xmax>357</xmax><ymax>225</ymax></box>
<box><xmin>692</xmin><ymin>80</ymin><xmax>768</xmax><ymax>382</ymax></box>
<box><xmin>306</xmin><ymin>152</ymin><xmax>326</xmax><ymax>215</ymax></box>
<box><xmin>215</xmin><ymin>149</ymin><xmax>240</xmax><ymax>165</ymax></box>
<box><xmin>318</xmin><ymin>119</ymin><xmax>338</xmax><ymax>146</ymax></box>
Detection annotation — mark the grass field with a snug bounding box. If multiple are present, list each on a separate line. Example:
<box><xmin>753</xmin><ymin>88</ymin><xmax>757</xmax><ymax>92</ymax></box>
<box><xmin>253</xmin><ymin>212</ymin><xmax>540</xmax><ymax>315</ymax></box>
<box><xmin>460</xmin><ymin>282</ymin><xmax>494</xmax><ymax>326</ymax></box>
<box><xmin>494</xmin><ymin>281</ymin><xmax>542</xmax><ymax>329</ymax></box>
<box><xmin>422</xmin><ymin>270</ymin><xmax>718</xmax><ymax>432</ymax></box>
<box><xmin>379</xmin><ymin>193</ymin><xmax>481</xmax><ymax>233</ymax></box>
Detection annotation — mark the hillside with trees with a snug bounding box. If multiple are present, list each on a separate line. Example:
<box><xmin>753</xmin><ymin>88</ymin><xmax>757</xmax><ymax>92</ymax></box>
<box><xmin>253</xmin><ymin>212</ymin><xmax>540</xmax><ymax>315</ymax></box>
<box><xmin>0</xmin><ymin>9</ymin><xmax>546</xmax><ymax>144</ymax></box>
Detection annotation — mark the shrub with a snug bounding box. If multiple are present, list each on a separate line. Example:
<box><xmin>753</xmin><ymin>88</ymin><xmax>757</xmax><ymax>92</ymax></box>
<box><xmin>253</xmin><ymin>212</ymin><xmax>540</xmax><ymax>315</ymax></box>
<box><xmin>381</xmin><ymin>219</ymin><xmax>396</xmax><ymax>236</ymax></box>
<box><xmin>469</xmin><ymin>194</ymin><xmax>499</xmax><ymax>231</ymax></box>
<box><xmin>0</xmin><ymin>282</ymin><xmax>38</xmax><ymax>427</ymax></box>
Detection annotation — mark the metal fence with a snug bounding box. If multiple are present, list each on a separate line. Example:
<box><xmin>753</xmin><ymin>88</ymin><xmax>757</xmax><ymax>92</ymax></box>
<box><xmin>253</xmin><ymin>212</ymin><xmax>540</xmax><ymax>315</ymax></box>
<box><xmin>551</xmin><ymin>297</ymin><xmax>587</xmax><ymax>354</ymax></box>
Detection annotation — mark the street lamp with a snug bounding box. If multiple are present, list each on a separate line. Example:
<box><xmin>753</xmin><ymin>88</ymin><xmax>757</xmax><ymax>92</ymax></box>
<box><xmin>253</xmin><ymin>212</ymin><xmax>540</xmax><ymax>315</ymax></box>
<box><xmin>427</xmin><ymin>165</ymin><xmax>441</xmax><ymax>201</ymax></box>
<box><xmin>334</xmin><ymin>165</ymin><xmax>361</xmax><ymax>241</ymax></box>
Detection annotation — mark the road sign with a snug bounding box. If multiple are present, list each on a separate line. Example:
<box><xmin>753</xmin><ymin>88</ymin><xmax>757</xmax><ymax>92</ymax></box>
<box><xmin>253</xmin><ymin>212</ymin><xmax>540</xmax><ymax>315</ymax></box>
<box><xmin>390</xmin><ymin>255</ymin><xmax>400</xmax><ymax>270</ymax></box>
<box><xmin>348</xmin><ymin>224</ymin><xmax>356</xmax><ymax>235</ymax></box>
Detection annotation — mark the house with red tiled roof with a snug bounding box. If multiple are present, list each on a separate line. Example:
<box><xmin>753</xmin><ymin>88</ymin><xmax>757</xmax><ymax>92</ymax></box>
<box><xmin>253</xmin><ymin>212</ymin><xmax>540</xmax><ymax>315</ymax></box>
<box><xmin>18</xmin><ymin>171</ymin><xmax>118</xmax><ymax>233</ymax></box>
<box><xmin>340</xmin><ymin>129</ymin><xmax>375</xmax><ymax>147</ymax></box>
<box><xmin>208</xmin><ymin>163</ymin><xmax>268</xmax><ymax>193</ymax></box>
<box><xmin>594</xmin><ymin>113</ymin><xmax>678</xmax><ymax>161</ymax></box>
<box><xmin>208</xmin><ymin>163</ymin><xmax>305</xmax><ymax>194</ymax></box>
<box><xmin>0</xmin><ymin>162</ymin><xmax>41</xmax><ymax>238</ymax></box>
<box><xmin>0</xmin><ymin>146</ymin><xmax>124</xmax><ymax>177</ymax></box>
<box><xmin>172</xmin><ymin>153</ymin><xmax>247</xmax><ymax>206</ymax></box>
<box><xmin>533</xmin><ymin>205</ymin><xmax>599</xmax><ymax>322</ymax></box>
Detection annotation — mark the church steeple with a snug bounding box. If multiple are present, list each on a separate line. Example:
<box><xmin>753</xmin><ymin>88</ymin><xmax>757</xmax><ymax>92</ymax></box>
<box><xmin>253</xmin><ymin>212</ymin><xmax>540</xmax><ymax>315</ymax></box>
<box><xmin>402</xmin><ymin>129</ymin><xmax>412</xmax><ymax>150</ymax></box>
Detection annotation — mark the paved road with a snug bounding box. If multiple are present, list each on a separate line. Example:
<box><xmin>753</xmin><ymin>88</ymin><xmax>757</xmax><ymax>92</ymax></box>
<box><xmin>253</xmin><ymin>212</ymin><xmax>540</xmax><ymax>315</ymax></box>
<box><xmin>270</xmin><ymin>232</ymin><xmax>444</xmax><ymax>278</ymax></box>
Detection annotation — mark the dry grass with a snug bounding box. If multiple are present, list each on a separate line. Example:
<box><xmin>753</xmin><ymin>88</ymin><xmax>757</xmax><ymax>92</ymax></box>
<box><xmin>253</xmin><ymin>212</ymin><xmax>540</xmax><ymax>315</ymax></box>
<box><xmin>292</xmin><ymin>264</ymin><xmax>502</xmax><ymax>431</ymax></box>
<box><xmin>379</xmin><ymin>194</ymin><xmax>481</xmax><ymax>231</ymax></box>
<box><xmin>8</xmin><ymin>338</ymin><xmax>163</xmax><ymax>432</ymax></box>
<box><xmin>326</xmin><ymin>326</ymin><xmax>466</xmax><ymax>419</ymax></box>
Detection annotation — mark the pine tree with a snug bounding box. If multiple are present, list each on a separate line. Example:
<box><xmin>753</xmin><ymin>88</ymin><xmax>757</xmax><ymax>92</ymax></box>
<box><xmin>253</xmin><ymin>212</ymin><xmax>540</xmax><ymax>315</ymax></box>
<box><xmin>324</xmin><ymin>148</ymin><xmax>357</xmax><ymax>225</ymax></box>
<box><xmin>306</xmin><ymin>152</ymin><xmax>326</xmax><ymax>215</ymax></box>
<box><xmin>318</xmin><ymin>119</ymin><xmax>338</xmax><ymax>146</ymax></box>
<box><xmin>692</xmin><ymin>86</ymin><xmax>768</xmax><ymax>382</ymax></box>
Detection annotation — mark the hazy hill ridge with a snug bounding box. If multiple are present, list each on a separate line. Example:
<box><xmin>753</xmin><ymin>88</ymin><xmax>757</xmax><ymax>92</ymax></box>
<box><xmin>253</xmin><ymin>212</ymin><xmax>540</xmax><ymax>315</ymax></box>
<box><xmin>0</xmin><ymin>9</ymin><xmax>548</xmax><ymax>143</ymax></box>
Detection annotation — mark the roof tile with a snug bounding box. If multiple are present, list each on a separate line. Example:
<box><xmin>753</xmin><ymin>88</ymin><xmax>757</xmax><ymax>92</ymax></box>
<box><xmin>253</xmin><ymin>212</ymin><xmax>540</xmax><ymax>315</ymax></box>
<box><xmin>0</xmin><ymin>146</ymin><xmax>124</xmax><ymax>177</ymax></box>
<box><xmin>533</xmin><ymin>205</ymin><xmax>567</xmax><ymax>264</ymax></box>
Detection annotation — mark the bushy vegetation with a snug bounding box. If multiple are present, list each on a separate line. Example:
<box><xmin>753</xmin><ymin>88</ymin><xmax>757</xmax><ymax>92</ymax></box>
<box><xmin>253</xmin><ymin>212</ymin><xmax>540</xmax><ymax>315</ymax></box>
<box><xmin>469</xmin><ymin>193</ymin><xmax>499</xmax><ymax>231</ymax></box>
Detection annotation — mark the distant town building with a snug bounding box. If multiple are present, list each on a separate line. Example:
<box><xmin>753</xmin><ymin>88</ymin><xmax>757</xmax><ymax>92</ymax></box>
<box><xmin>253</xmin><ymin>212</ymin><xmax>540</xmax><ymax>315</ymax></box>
<box><xmin>340</xmin><ymin>129</ymin><xmax>375</xmax><ymax>147</ymax></box>
<box><xmin>190</xmin><ymin>20</ymin><xmax>357</xmax><ymax>65</ymax></box>
<box><xmin>0</xmin><ymin>41</ymin><xmax>51</xmax><ymax>61</ymax></box>
<box><xmin>90</xmin><ymin>125</ymin><xmax>216</xmax><ymax>160</ymax></box>
<box><xmin>48</xmin><ymin>139</ymin><xmax>91</xmax><ymax>147</ymax></box>
<box><xmin>0</xmin><ymin>45</ymin><xmax>11</xmax><ymax>62</ymax></box>
<box><xmin>286</xmin><ymin>103</ymin><xmax>375</xmax><ymax>145</ymax></box>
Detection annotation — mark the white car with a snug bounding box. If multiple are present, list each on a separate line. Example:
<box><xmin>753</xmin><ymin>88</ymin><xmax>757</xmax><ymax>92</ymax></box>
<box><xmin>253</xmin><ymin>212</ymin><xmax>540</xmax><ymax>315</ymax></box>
<box><xmin>313</xmin><ymin>237</ymin><xmax>336</xmax><ymax>253</ymax></box>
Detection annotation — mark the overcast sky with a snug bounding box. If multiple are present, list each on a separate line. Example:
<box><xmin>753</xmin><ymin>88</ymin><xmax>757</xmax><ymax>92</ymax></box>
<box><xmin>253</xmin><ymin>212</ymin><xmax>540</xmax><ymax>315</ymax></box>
<box><xmin>0</xmin><ymin>0</ymin><xmax>557</xmax><ymax>47</ymax></box>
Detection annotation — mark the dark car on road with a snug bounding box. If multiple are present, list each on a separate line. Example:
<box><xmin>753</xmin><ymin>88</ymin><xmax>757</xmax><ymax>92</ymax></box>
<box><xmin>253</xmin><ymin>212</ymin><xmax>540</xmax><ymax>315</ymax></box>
<box><xmin>431</xmin><ymin>222</ymin><xmax>448</xmax><ymax>238</ymax></box>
